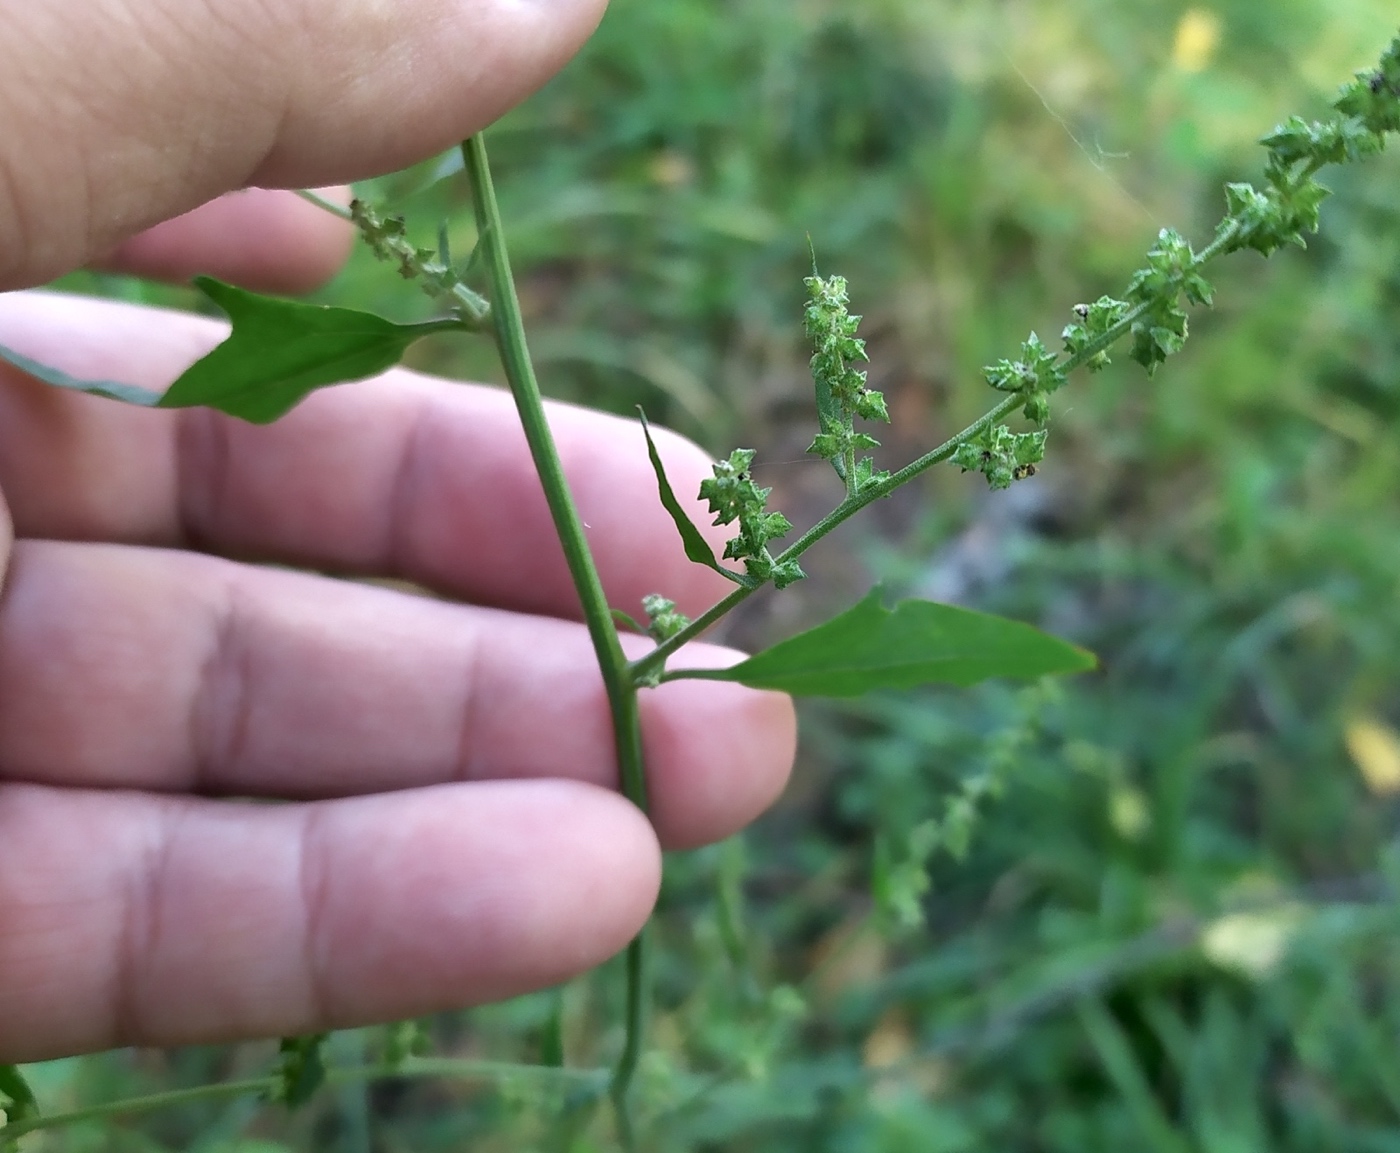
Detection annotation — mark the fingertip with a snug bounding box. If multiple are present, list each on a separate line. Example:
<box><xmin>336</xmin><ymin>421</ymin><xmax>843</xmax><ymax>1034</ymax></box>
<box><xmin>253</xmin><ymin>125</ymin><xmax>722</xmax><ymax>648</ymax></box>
<box><xmin>0</xmin><ymin>780</ymin><xmax>662</xmax><ymax>1060</ymax></box>
<box><xmin>641</xmin><ymin>645</ymin><xmax>797</xmax><ymax>850</ymax></box>
<box><xmin>317</xmin><ymin>780</ymin><xmax>662</xmax><ymax>1020</ymax></box>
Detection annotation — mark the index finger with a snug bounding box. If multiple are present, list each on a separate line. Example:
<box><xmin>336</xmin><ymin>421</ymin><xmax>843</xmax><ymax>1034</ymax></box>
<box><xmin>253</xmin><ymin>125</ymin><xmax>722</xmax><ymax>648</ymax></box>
<box><xmin>0</xmin><ymin>291</ymin><xmax>738</xmax><ymax>622</ymax></box>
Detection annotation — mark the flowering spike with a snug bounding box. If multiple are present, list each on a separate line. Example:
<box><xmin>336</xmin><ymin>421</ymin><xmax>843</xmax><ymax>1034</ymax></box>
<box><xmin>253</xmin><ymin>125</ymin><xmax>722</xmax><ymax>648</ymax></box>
<box><xmin>803</xmin><ymin>267</ymin><xmax>889</xmax><ymax>493</ymax></box>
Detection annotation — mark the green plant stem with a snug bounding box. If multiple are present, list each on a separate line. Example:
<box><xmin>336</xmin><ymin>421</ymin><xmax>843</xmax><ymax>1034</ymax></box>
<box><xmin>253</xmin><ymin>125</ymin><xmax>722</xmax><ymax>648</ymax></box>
<box><xmin>0</xmin><ymin>1059</ymin><xmax>602</xmax><ymax>1141</ymax></box>
<box><xmin>631</xmin><ymin>221</ymin><xmax>1243</xmax><ymax>685</ymax></box>
<box><xmin>460</xmin><ymin>132</ymin><xmax>650</xmax><ymax>1145</ymax></box>
<box><xmin>460</xmin><ymin>133</ymin><xmax>642</xmax><ymax>796</ymax></box>
<box><xmin>294</xmin><ymin>188</ymin><xmax>355</xmax><ymax>221</ymax></box>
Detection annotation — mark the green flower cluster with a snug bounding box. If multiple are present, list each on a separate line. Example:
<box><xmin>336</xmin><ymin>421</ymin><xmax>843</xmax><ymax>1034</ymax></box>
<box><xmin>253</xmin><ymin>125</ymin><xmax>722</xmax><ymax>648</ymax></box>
<box><xmin>1125</xmin><ymin>227</ymin><xmax>1215</xmax><ymax>375</ymax></box>
<box><xmin>641</xmin><ymin>594</ymin><xmax>690</xmax><ymax>642</ymax></box>
<box><xmin>271</xmin><ymin>1034</ymin><xmax>328</xmax><ymax>1108</ymax></box>
<box><xmin>982</xmin><ymin>331</ymin><xmax>1066</xmax><ymax>424</ymax></box>
<box><xmin>1060</xmin><ymin>227</ymin><xmax>1214</xmax><ymax>381</ymax></box>
<box><xmin>802</xmin><ymin>272</ymin><xmax>890</xmax><ymax>495</ymax></box>
<box><xmin>699</xmin><ymin>450</ymin><xmax>805</xmax><ymax>588</ymax></box>
<box><xmin>952</xmin><ymin>425</ymin><xmax>1048</xmax><ymax>492</ymax></box>
<box><xmin>349</xmin><ymin>201</ymin><xmax>490</xmax><ymax>324</ymax></box>
<box><xmin>1223</xmin><ymin>36</ymin><xmax>1399</xmax><ymax>258</ymax></box>
<box><xmin>958</xmin><ymin>33</ymin><xmax>1400</xmax><ymax>493</ymax></box>
<box><xmin>1061</xmin><ymin>296</ymin><xmax>1131</xmax><ymax>373</ymax></box>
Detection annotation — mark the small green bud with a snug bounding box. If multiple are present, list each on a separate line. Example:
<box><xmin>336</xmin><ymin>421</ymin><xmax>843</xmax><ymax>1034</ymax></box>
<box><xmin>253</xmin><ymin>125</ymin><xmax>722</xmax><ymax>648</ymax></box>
<box><xmin>981</xmin><ymin>333</ymin><xmax>1063</xmax><ymax>430</ymax></box>
<box><xmin>273</xmin><ymin>1034</ymin><xmax>329</xmax><ymax>1108</ymax></box>
<box><xmin>856</xmin><ymin>389</ymin><xmax>890</xmax><ymax>423</ymax></box>
<box><xmin>952</xmin><ymin>442</ymin><xmax>986</xmax><ymax>473</ymax></box>
<box><xmin>698</xmin><ymin>448</ymin><xmax>798</xmax><ymax>585</ymax></box>
<box><xmin>983</xmin><ymin>358</ymin><xmax>1027</xmax><ymax>392</ymax></box>
<box><xmin>770</xmin><ymin>558</ymin><xmax>807</xmax><ymax>589</ymax></box>
<box><xmin>852</xmin><ymin>457</ymin><xmax>891</xmax><ymax>494</ymax></box>
<box><xmin>699</xmin><ymin>449</ymin><xmax>762</xmax><ymax>526</ymax></box>
<box><xmin>1063</xmin><ymin>297</ymin><xmax>1130</xmax><ymax>371</ymax></box>
<box><xmin>952</xmin><ymin>426</ymin><xmax>1046</xmax><ymax>490</ymax></box>
<box><xmin>641</xmin><ymin>594</ymin><xmax>690</xmax><ymax>642</ymax></box>
<box><xmin>1333</xmin><ymin>38</ymin><xmax>1400</xmax><ymax>136</ymax></box>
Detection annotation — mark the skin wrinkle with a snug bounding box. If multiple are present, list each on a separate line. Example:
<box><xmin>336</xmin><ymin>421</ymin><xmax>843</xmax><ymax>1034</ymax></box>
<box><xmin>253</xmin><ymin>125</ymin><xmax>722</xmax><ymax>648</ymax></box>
<box><xmin>453</xmin><ymin>617</ymin><xmax>488</xmax><ymax>784</ymax></box>
<box><xmin>114</xmin><ymin>801</ymin><xmax>179</xmax><ymax>1049</ymax></box>
<box><xmin>191</xmin><ymin>577</ymin><xmax>253</xmax><ymax>793</ymax></box>
<box><xmin>0</xmin><ymin>149</ymin><xmax>33</xmax><ymax>286</ymax></box>
<box><xmin>296</xmin><ymin>803</ymin><xmax>334</xmax><ymax>1030</ymax></box>
<box><xmin>105</xmin><ymin>0</ymin><xmax>288</xmax><ymax>232</ymax></box>
<box><xmin>0</xmin><ymin>12</ymin><xmax>74</xmax><ymax>284</ymax></box>
<box><xmin>385</xmin><ymin>398</ymin><xmax>432</xmax><ymax>584</ymax></box>
<box><xmin>24</xmin><ymin>6</ymin><xmax>172</xmax><ymax>270</ymax></box>
<box><xmin>176</xmin><ymin>406</ymin><xmax>233</xmax><ymax>555</ymax></box>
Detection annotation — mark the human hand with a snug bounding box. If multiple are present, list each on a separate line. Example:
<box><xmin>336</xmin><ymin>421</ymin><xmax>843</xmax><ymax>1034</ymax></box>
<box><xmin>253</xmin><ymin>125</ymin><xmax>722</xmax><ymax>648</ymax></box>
<box><xmin>0</xmin><ymin>0</ymin><xmax>795</xmax><ymax>1063</ymax></box>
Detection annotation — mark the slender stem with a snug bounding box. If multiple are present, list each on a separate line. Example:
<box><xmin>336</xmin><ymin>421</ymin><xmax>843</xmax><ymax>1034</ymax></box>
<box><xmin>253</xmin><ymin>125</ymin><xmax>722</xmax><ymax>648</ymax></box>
<box><xmin>612</xmin><ymin>926</ymin><xmax>647</xmax><ymax>1150</ymax></box>
<box><xmin>410</xmin><ymin>317</ymin><xmax>484</xmax><ymax>339</ymax></box>
<box><xmin>0</xmin><ymin>1059</ymin><xmax>602</xmax><ymax>1140</ymax></box>
<box><xmin>1</xmin><ymin>1077</ymin><xmax>279</xmax><ymax>1138</ymax></box>
<box><xmin>460</xmin><ymin>133</ymin><xmax>636</xmax><ymax>777</ymax></box>
<box><xmin>294</xmin><ymin>188</ymin><xmax>354</xmax><ymax>221</ymax></box>
<box><xmin>460</xmin><ymin>133</ymin><xmax>651</xmax><ymax>1141</ymax></box>
<box><xmin>630</xmin><ymin>223</ymin><xmax>1244</xmax><ymax>684</ymax></box>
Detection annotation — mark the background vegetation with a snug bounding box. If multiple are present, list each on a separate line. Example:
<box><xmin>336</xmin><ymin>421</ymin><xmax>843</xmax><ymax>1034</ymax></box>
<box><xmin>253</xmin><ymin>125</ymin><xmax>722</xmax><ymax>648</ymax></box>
<box><xmin>31</xmin><ymin>0</ymin><xmax>1400</xmax><ymax>1148</ymax></box>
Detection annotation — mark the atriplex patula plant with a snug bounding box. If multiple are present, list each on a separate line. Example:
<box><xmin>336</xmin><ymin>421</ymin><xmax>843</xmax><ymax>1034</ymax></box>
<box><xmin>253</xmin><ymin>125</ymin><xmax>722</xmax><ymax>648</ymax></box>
<box><xmin>1</xmin><ymin>30</ymin><xmax>1397</xmax><ymax>1151</ymax></box>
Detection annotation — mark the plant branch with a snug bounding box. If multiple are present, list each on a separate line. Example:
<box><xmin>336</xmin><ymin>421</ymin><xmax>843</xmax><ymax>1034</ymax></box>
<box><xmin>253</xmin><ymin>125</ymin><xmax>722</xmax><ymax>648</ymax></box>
<box><xmin>294</xmin><ymin>188</ymin><xmax>354</xmax><ymax>221</ymax></box>
<box><xmin>631</xmin><ymin>219</ymin><xmax>1247</xmax><ymax>685</ymax></box>
<box><xmin>0</xmin><ymin>1058</ymin><xmax>604</xmax><ymax>1141</ymax></box>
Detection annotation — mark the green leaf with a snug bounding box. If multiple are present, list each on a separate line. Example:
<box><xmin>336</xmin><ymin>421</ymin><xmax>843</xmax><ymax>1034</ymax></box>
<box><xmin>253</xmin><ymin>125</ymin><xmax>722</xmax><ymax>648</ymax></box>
<box><xmin>0</xmin><ymin>343</ymin><xmax>160</xmax><ymax>407</ymax></box>
<box><xmin>686</xmin><ymin>588</ymin><xmax>1095</xmax><ymax>696</ymax></box>
<box><xmin>541</xmin><ymin>990</ymin><xmax>566</xmax><ymax>1068</ymax></box>
<box><xmin>382</xmin><ymin>1020</ymin><xmax>429</xmax><ymax>1070</ymax></box>
<box><xmin>0</xmin><ymin>1064</ymin><xmax>39</xmax><ymax>1123</ymax></box>
<box><xmin>273</xmin><ymin>1034</ymin><xmax>328</xmax><ymax>1109</ymax></box>
<box><xmin>813</xmin><ymin>363</ymin><xmax>842</xmax><ymax>441</ymax></box>
<box><xmin>158</xmin><ymin>278</ymin><xmax>461</xmax><ymax>424</ymax></box>
<box><xmin>611</xmin><ymin>607</ymin><xmax>648</xmax><ymax>635</ymax></box>
<box><xmin>638</xmin><ymin>408</ymin><xmax>731</xmax><ymax>578</ymax></box>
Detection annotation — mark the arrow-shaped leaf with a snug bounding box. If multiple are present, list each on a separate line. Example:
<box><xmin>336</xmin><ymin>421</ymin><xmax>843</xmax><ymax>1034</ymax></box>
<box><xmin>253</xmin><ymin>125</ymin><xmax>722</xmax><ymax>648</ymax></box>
<box><xmin>274</xmin><ymin>1033</ymin><xmax>328</xmax><ymax>1109</ymax></box>
<box><xmin>677</xmin><ymin>588</ymin><xmax>1095</xmax><ymax>696</ymax></box>
<box><xmin>638</xmin><ymin>408</ymin><xmax>739</xmax><ymax>580</ymax></box>
<box><xmin>158</xmin><ymin>278</ymin><xmax>463</xmax><ymax>423</ymax></box>
<box><xmin>0</xmin><ymin>1064</ymin><xmax>39</xmax><ymax>1124</ymax></box>
<box><xmin>0</xmin><ymin>342</ymin><xmax>160</xmax><ymax>407</ymax></box>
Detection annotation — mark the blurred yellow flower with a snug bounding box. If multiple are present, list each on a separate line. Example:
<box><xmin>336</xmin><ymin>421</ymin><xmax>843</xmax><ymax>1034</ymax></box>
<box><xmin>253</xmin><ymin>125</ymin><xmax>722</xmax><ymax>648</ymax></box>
<box><xmin>863</xmin><ymin>1008</ymin><xmax>915</xmax><ymax>1070</ymax></box>
<box><xmin>1201</xmin><ymin>906</ymin><xmax>1306</xmax><ymax>978</ymax></box>
<box><xmin>1108</xmin><ymin>785</ymin><xmax>1150</xmax><ymax>840</ymax></box>
<box><xmin>1344</xmin><ymin>716</ymin><xmax>1400</xmax><ymax>796</ymax></box>
<box><xmin>1173</xmin><ymin>8</ymin><xmax>1223</xmax><ymax>73</ymax></box>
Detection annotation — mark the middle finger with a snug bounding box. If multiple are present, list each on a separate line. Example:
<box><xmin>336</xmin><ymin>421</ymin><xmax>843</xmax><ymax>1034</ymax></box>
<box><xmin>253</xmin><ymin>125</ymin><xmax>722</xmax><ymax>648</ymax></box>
<box><xmin>0</xmin><ymin>539</ymin><xmax>795</xmax><ymax>850</ymax></box>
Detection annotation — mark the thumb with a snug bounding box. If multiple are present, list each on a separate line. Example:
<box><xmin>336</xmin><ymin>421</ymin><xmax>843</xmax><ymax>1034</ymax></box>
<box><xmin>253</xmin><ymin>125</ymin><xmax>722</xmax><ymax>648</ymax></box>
<box><xmin>0</xmin><ymin>0</ymin><xmax>607</xmax><ymax>290</ymax></box>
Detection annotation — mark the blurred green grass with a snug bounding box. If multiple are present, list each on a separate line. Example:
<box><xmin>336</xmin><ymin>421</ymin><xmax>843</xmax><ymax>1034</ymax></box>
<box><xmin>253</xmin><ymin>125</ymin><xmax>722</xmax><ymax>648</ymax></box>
<box><xmin>29</xmin><ymin>0</ymin><xmax>1400</xmax><ymax>1149</ymax></box>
